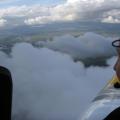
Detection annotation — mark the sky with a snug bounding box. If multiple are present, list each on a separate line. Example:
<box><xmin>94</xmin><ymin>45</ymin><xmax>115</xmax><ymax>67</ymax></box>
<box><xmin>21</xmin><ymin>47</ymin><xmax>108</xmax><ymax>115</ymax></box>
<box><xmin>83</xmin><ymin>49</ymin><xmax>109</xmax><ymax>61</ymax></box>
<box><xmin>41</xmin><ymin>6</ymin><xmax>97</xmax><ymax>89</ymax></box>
<box><xmin>0</xmin><ymin>0</ymin><xmax>65</xmax><ymax>7</ymax></box>
<box><xmin>0</xmin><ymin>0</ymin><xmax>120</xmax><ymax>27</ymax></box>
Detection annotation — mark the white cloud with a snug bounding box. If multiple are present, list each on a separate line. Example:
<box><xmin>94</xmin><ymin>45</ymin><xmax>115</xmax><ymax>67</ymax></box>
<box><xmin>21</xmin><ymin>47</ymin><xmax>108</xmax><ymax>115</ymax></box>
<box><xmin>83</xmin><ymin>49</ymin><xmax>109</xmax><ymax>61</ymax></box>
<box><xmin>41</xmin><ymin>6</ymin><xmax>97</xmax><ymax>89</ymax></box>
<box><xmin>102</xmin><ymin>9</ymin><xmax>120</xmax><ymax>23</ymax></box>
<box><xmin>24</xmin><ymin>14</ymin><xmax>75</xmax><ymax>25</ymax></box>
<box><xmin>24</xmin><ymin>3</ymin><xmax>77</xmax><ymax>25</ymax></box>
<box><xmin>0</xmin><ymin>42</ymin><xmax>115</xmax><ymax>120</ymax></box>
<box><xmin>102</xmin><ymin>16</ymin><xmax>120</xmax><ymax>23</ymax></box>
<box><xmin>37</xmin><ymin>32</ymin><xmax>116</xmax><ymax>59</ymax></box>
<box><xmin>24</xmin><ymin>16</ymin><xmax>53</xmax><ymax>25</ymax></box>
<box><xmin>0</xmin><ymin>0</ymin><xmax>120</xmax><ymax>25</ymax></box>
<box><xmin>0</xmin><ymin>18</ymin><xmax>7</xmax><ymax>27</ymax></box>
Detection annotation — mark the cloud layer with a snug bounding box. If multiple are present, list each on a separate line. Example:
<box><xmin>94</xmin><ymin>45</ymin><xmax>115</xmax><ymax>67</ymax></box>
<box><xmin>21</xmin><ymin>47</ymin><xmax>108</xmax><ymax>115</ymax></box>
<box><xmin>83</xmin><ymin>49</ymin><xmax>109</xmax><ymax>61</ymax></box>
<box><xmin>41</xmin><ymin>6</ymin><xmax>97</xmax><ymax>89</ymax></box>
<box><xmin>0</xmin><ymin>42</ymin><xmax>115</xmax><ymax>120</ymax></box>
<box><xmin>37</xmin><ymin>32</ymin><xmax>116</xmax><ymax>60</ymax></box>
<box><xmin>0</xmin><ymin>0</ymin><xmax>120</xmax><ymax>26</ymax></box>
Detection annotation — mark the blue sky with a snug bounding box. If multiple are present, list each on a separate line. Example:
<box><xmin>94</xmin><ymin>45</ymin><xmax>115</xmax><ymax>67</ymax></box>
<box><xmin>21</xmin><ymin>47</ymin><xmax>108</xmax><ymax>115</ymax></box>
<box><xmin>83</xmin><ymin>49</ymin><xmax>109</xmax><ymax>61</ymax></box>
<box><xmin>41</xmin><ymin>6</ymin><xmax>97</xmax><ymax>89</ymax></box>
<box><xmin>0</xmin><ymin>0</ymin><xmax>65</xmax><ymax>8</ymax></box>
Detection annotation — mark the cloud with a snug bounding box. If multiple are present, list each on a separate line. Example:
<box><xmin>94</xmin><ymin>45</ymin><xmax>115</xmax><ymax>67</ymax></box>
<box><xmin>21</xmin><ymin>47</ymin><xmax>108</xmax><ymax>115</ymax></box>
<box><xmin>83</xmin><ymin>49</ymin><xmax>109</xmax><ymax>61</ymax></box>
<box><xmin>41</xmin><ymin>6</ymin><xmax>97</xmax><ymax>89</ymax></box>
<box><xmin>24</xmin><ymin>16</ymin><xmax>53</xmax><ymax>25</ymax></box>
<box><xmin>0</xmin><ymin>0</ymin><xmax>120</xmax><ymax>26</ymax></box>
<box><xmin>102</xmin><ymin>9</ymin><xmax>120</xmax><ymax>23</ymax></box>
<box><xmin>0</xmin><ymin>18</ymin><xmax>7</xmax><ymax>27</ymax></box>
<box><xmin>0</xmin><ymin>42</ymin><xmax>115</xmax><ymax>120</ymax></box>
<box><xmin>37</xmin><ymin>32</ymin><xmax>116</xmax><ymax>60</ymax></box>
<box><xmin>102</xmin><ymin>16</ymin><xmax>120</xmax><ymax>23</ymax></box>
<box><xmin>24</xmin><ymin>3</ymin><xmax>77</xmax><ymax>25</ymax></box>
<box><xmin>0</xmin><ymin>5</ymin><xmax>30</xmax><ymax>17</ymax></box>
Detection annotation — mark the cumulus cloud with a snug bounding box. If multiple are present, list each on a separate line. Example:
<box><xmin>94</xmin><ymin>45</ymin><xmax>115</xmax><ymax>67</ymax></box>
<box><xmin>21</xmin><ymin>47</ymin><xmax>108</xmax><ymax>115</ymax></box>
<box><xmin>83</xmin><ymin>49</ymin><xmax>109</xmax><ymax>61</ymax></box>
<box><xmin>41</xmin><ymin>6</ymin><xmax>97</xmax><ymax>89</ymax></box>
<box><xmin>37</xmin><ymin>32</ymin><xmax>116</xmax><ymax>60</ymax></box>
<box><xmin>24</xmin><ymin>16</ymin><xmax>53</xmax><ymax>25</ymax></box>
<box><xmin>102</xmin><ymin>16</ymin><xmax>120</xmax><ymax>23</ymax></box>
<box><xmin>102</xmin><ymin>9</ymin><xmax>120</xmax><ymax>23</ymax></box>
<box><xmin>23</xmin><ymin>0</ymin><xmax>120</xmax><ymax>25</ymax></box>
<box><xmin>0</xmin><ymin>42</ymin><xmax>115</xmax><ymax>120</ymax></box>
<box><xmin>0</xmin><ymin>18</ymin><xmax>7</xmax><ymax>27</ymax></box>
<box><xmin>0</xmin><ymin>0</ymin><xmax>120</xmax><ymax>26</ymax></box>
<box><xmin>24</xmin><ymin>3</ymin><xmax>77</xmax><ymax>25</ymax></box>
